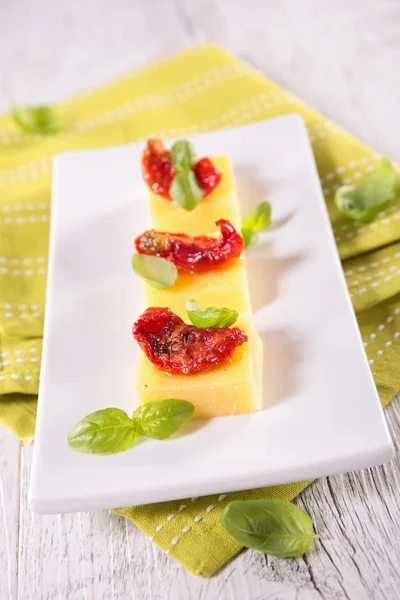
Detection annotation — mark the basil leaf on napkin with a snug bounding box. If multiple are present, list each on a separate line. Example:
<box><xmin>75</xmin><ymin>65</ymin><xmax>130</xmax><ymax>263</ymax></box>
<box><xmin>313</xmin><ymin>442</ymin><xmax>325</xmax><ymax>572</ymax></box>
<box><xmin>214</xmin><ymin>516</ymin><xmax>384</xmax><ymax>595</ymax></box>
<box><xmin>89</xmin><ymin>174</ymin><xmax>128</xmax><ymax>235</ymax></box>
<box><xmin>11</xmin><ymin>102</ymin><xmax>62</xmax><ymax>134</ymax></box>
<box><xmin>221</xmin><ymin>499</ymin><xmax>319</xmax><ymax>558</ymax></box>
<box><xmin>186</xmin><ymin>299</ymin><xmax>239</xmax><ymax>328</ymax></box>
<box><xmin>170</xmin><ymin>170</ymin><xmax>203</xmax><ymax>211</ymax></box>
<box><xmin>132</xmin><ymin>254</ymin><xmax>178</xmax><ymax>289</ymax></box>
<box><xmin>171</xmin><ymin>139</ymin><xmax>197</xmax><ymax>171</ymax></box>
<box><xmin>68</xmin><ymin>408</ymin><xmax>140</xmax><ymax>454</ymax></box>
<box><xmin>134</xmin><ymin>399</ymin><xmax>195</xmax><ymax>440</ymax></box>
<box><xmin>241</xmin><ymin>201</ymin><xmax>272</xmax><ymax>247</ymax></box>
<box><xmin>335</xmin><ymin>158</ymin><xmax>399</xmax><ymax>223</ymax></box>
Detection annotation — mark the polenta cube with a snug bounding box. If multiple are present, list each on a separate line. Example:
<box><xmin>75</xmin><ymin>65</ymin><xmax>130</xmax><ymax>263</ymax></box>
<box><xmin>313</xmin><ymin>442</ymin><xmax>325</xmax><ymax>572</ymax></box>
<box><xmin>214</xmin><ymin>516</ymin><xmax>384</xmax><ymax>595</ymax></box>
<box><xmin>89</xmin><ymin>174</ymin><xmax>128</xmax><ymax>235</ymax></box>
<box><xmin>149</xmin><ymin>156</ymin><xmax>241</xmax><ymax>235</ymax></box>
<box><xmin>134</xmin><ymin>314</ymin><xmax>263</xmax><ymax>419</ymax></box>
<box><xmin>144</xmin><ymin>256</ymin><xmax>251</xmax><ymax>317</ymax></box>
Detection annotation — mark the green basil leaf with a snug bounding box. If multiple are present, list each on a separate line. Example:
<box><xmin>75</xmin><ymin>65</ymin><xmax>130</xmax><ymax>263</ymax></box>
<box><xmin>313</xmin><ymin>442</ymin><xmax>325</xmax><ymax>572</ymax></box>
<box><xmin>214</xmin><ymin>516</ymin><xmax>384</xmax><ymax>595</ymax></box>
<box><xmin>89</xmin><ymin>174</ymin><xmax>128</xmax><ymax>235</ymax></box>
<box><xmin>221</xmin><ymin>499</ymin><xmax>319</xmax><ymax>558</ymax></box>
<box><xmin>132</xmin><ymin>254</ymin><xmax>178</xmax><ymax>289</ymax></box>
<box><xmin>10</xmin><ymin>102</ymin><xmax>62</xmax><ymax>134</ymax></box>
<box><xmin>133</xmin><ymin>399</ymin><xmax>195</xmax><ymax>440</ymax></box>
<box><xmin>170</xmin><ymin>170</ymin><xmax>203</xmax><ymax>211</ymax></box>
<box><xmin>171</xmin><ymin>139</ymin><xmax>197</xmax><ymax>171</ymax></box>
<box><xmin>241</xmin><ymin>201</ymin><xmax>272</xmax><ymax>247</ymax></box>
<box><xmin>186</xmin><ymin>299</ymin><xmax>239</xmax><ymax>328</ymax></box>
<box><xmin>335</xmin><ymin>158</ymin><xmax>399</xmax><ymax>223</ymax></box>
<box><xmin>68</xmin><ymin>408</ymin><xmax>140</xmax><ymax>454</ymax></box>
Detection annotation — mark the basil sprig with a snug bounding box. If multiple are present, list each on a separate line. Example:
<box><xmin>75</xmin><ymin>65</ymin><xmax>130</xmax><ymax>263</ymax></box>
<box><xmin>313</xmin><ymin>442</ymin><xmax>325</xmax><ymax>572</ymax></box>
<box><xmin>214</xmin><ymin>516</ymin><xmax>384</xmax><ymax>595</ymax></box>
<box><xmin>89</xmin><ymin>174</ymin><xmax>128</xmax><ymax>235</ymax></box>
<box><xmin>169</xmin><ymin>139</ymin><xmax>203</xmax><ymax>211</ymax></box>
<box><xmin>132</xmin><ymin>254</ymin><xmax>178</xmax><ymax>289</ymax></box>
<box><xmin>186</xmin><ymin>299</ymin><xmax>239</xmax><ymax>328</ymax></box>
<box><xmin>68</xmin><ymin>399</ymin><xmax>195</xmax><ymax>454</ymax></box>
<box><xmin>241</xmin><ymin>201</ymin><xmax>272</xmax><ymax>247</ymax></box>
<box><xmin>221</xmin><ymin>499</ymin><xmax>319</xmax><ymax>558</ymax></box>
<box><xmin>10</xmin><ymin>102</ymin><xmax>62</xmax><ymax>134</ymax></box>
<box><xmin>335</xmin><ymin>158</ymin><xmax>399</xmax><ymax>223</ymax></box>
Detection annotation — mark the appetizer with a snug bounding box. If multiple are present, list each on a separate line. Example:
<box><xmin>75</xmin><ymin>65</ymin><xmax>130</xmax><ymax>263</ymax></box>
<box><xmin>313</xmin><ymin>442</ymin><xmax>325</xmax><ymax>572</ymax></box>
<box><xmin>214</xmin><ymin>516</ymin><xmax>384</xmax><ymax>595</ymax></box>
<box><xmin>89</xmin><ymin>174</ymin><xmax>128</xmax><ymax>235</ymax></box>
<box><xmin>143</xmin><ymin>139</ymin><xmax>241</xmax><ymax>234</ymax></box>
<box><xmin>135</xmin><ymin>219</ymin><xmax>250</xmax><ymax>314</ymax></box>
<box><xmin>133</xmin><ymin>308</ymin><xmax>262</xmax><ymax>418</ymax></box>
<box><xmin>142</xmin><ymin>138</ymin><xmax>222</xmax><ymax>200</ymax></box>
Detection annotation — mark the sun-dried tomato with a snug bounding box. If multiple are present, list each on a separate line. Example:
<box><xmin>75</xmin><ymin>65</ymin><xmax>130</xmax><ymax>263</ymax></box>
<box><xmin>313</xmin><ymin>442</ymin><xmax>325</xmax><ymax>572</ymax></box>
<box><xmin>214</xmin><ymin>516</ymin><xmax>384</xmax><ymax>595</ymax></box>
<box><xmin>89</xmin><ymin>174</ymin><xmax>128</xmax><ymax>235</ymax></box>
<box><xmin>141</xmin><ymin>139</ymin><xmax>221</xmax><ymax>200</ymax></box>
<box><xmin>133</xmin><ymin>307</ymin><xmax>247</xmax><ymax>375</ymax></box>
<box><xmin>192</xmin><ymin>157</ymin><xmax>222</xmax><ymax>196</ymax></box>
<box><xmin>142</xmin><ymin>139</ymin><xmax>176</xmax><ymax>199</ymax></box>
<box><xmin>135</xmin><ymin>219</ymin><xmax>244</xmax><ymax>273</ymax></box>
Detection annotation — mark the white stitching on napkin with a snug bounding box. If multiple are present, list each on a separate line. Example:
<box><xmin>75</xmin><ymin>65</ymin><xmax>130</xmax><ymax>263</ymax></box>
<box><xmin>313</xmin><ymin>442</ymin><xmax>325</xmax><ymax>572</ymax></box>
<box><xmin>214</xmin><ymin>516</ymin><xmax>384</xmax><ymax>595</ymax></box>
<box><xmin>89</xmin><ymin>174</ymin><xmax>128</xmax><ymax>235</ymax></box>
<box><xmin>0</xmin><ymin>63</ymin><xmax>258</xmax><ymax>145</ymax></box>
<box><xmin>0</xmin><ymin>215</ymin><xmax>49</xmax><ymax>224</ymax></box>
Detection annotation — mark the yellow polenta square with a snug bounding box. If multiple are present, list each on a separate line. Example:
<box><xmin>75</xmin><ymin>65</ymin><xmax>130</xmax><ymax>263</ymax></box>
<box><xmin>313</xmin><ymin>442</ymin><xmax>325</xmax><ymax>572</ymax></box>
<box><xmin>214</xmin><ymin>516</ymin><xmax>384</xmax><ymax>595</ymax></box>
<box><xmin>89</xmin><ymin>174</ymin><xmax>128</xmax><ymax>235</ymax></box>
<box><xmin>144</xmin><ymin>256</ymin><xmax>251</xmax><ymax>317</ymax></box>
<box><xmin>134</xmin><ymin>314</ymin><xmax>263</xmax><ymax>419</ymax></box>
<box><xmin>149</xmin><ymin>156</ymin><xmax>240</xmax><ymax>235</ymax></box>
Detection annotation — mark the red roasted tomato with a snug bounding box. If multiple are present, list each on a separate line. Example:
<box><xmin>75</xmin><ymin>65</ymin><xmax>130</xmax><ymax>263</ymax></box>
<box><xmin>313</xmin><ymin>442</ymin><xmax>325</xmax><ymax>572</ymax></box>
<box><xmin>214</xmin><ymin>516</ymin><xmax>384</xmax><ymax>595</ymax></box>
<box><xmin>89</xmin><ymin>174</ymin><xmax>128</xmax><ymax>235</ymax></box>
<box><xmin>132</xmin><ymin>307</ymin><xmax>247</xmax><ymax>375</ymax></box>
<box><xmin>142</xmin><ymin>139</ymin><xmax>176</xmax><ymax>199</ymax></box>
<box><xmin>192</xmin><ymin>157</ymin><xmax>222</xmax><ymax>196</ymax></box>
<box><xmin>135</xmin><ymin>219</ymin><xmax>244</xmax><ymax>273</ymax></box>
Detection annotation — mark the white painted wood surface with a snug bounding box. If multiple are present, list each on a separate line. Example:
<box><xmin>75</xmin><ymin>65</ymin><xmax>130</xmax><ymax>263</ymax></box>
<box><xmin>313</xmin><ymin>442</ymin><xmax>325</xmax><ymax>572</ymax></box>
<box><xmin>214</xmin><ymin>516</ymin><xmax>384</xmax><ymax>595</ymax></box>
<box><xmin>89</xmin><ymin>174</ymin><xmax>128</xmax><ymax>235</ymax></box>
<box><xmin>1</xmin><ymin>0</ymin><xmax>400</xmax><ymax>598</ymax></box>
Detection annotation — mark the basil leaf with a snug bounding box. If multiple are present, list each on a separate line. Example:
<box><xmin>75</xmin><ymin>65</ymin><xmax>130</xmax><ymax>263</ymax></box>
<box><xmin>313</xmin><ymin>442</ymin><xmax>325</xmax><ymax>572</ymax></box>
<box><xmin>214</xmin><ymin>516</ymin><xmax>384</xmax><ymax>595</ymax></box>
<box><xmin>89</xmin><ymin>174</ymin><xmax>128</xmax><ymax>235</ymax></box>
<box><xmin>221</xmin><ymin>499</ymin><xmax>319</xmax><ymax>558</ymax></box>
<box><xmin>335</xmin><ymin>158</ymin><xmax>399</xmax><ymax>223</ymax></box>
<box><xmin>132</xmin><ymin>254</ymin><xmax>178</xmax><ymax>289</ymax></box>
<box><xmin>68</xmin><ymin>408</ymin><xmax>140</xmax><ymax>454</ymax></box>
<box><xmin>10</xmin><ymin>102</ymin><xmax>61</xmax><ymax>134</ymax></box>
<box><xmin>241</xmin><ymin>201</ymin><xmax>272</xmax><ymax>247</ymax></box>
<box><xmin>171</xmin><ymin>139</ymin><xmax>197</xmax><ymax>171</ymax></box>
<box><xmin>186</xmin><ymin>299</ymin><xmax>239</xmax><ymax>328</ymax></box>
<box><xmin>170</xmin><ymin>170</ymin><xmax>203</xmax><ymax>211</ymax></box>
<box><xmin>133</xmin><ymin>399</ymin><xmax>195</xmax><ymax>440</ymax></box>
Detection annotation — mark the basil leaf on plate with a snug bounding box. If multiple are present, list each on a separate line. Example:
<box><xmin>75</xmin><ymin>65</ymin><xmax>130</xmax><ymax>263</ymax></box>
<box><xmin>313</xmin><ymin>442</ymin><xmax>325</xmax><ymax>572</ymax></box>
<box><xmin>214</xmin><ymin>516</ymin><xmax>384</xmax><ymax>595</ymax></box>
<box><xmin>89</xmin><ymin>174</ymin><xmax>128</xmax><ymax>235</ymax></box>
<box><xmin>170</xmin><ymin>170</ymin><xmax>203</xmax><ymax>211</ymax></box>
<box><xmin>221</xmin><ymin>499</ymin><xmax>319</xmax><ymax>558</ymax></box>
<box><xmin>68</xmin><ymin>408</ymin><xmax>140</xmax><ymax>454</ymax></box>
<box><xmin>186</xmin><ymin>299</ymin><xmax>239</xmax><ymax>328</ymax></box>
<box><xmin>11</xmin><ymin>102</ymin><xmax>62</xmax><ymax>134</ymax></box>
<box><xmin>132</xmin><ymin>254</ymin><xmax>178</xmax><ymax>289</ymax></box>
<box><xmin>133</xmin><ymin>399</ymin><xmax>195</xmax><ymax>440</ymax></box>
<box><xmin>335</xmin><ymin>158</ymin><xmax>399</xmax><ymax>223</ymax></box>
<box><xmin>241</xmin><ymin>201</ymin><xmax>272</xmax><ymax>247</ymax></box>
<box><xmin>171</xmin><ymin>139</ymin><xmax>197</xmax><ymax>171</ymax></box>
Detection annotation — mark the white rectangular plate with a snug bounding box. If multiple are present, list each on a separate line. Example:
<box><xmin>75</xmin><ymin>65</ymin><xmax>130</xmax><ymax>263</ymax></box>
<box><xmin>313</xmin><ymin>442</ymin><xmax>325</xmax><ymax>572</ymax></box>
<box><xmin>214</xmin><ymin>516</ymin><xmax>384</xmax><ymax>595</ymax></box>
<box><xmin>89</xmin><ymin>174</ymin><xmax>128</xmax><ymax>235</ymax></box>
<box><xmin>30</xmin><ymin>115</ymin><xmax>393</xmax><ymax>514</ymax></box>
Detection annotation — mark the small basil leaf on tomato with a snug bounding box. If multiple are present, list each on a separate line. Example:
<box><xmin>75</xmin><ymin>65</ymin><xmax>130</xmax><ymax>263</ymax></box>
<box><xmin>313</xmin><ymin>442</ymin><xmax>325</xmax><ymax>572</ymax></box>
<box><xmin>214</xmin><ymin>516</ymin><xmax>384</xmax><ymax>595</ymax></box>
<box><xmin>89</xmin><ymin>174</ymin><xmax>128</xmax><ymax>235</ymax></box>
<box><xmin>241</xmin><ymin>201</ymin><xmax>272</xmax><ymax>247</ymax></box>
<box><xmin>171</xmin><ymin>139</ymin><xmax>197</xmax><ymax>171</ymax></box>
<box><xmin>132</xmin><ymin>254</ymin><xmax>178</xmax><ymax>289</ymax></box>
<box><xmin>170</xmin><ymin>170</ymin><xmax>203</xmax><ymax>211</ymax></box>
<box><xmin>221</xmin><ymin>499</ymin><xmax>319</xmax><ymax>558</ymax></box>
<box><xmin>335</xmin><ymin>158</ymin><xmax>399</xmax><ymax>223</ymax></box>
<box><xmin>133</xmin><ymin>399</ymin><xmax>195</xmax><ymax>440</ymax></box>
<box><xmin>10</xmin><ymin>102</ymin><xmax>62</xmax><ymax>134</ymax></box>
<box><xmin>68</xmin><ymin>408</ymin><xmax>141</xmax><ymax>454</ymax></box>
<box><xmin>186</xmin><ymin>299</ymin><xmax>239</xmax><ymax>328</ymax></box>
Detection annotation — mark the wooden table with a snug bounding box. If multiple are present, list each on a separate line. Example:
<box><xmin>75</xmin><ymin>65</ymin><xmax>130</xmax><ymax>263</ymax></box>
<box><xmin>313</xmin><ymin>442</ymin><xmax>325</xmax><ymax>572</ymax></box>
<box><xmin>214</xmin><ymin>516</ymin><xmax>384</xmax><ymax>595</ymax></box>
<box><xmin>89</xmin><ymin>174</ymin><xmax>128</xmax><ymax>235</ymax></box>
<box><xmin>1</xmin><ymin>1</ymin><xmax>400</xmax><ymax>598</ymax></box>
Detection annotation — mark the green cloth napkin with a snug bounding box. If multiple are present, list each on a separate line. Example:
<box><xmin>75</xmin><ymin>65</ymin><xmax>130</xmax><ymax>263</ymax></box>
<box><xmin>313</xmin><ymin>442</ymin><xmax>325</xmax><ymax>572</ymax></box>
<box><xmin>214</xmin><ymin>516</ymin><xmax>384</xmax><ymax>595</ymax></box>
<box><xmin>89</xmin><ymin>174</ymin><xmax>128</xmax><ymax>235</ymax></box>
<box><xmin>1</xmin><ymin>45</ymin><xmax>399</xmax><ymax>576</ymax></box>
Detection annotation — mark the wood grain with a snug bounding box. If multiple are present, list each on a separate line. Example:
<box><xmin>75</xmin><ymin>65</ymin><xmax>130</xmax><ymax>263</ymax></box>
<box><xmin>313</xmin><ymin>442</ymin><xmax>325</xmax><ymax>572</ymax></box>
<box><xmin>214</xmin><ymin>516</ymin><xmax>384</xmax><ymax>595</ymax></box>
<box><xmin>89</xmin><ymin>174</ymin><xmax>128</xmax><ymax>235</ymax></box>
<box><xmin>0</xmin><ymin>429</ymin><xmax>19</xmax><ymax>600</ymax></box>
<box><xmin>1</xmin><ymin>0</ymin><xmax>400</xmax><ymax>598</ymax></box>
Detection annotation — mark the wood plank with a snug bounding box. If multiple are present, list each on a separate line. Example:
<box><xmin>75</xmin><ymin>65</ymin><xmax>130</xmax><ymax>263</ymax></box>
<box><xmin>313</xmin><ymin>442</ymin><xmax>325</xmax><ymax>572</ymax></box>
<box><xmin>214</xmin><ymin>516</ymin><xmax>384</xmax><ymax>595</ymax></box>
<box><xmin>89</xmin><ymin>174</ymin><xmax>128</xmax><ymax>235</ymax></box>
<box><xmin>18</xmin><ymin>445</ymin><xmax>61</xmax><ymax>599</ymax></box>
<box><xmin>0</xmin><ymin>426</ymin><xmax>20</xmax><ymax>600</ymax></box>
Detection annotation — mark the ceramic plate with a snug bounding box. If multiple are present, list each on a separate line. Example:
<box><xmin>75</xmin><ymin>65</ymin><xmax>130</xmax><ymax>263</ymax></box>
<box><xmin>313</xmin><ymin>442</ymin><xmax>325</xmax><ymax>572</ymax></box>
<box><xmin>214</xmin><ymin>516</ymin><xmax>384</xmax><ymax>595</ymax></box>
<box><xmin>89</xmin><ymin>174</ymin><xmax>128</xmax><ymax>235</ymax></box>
<box><xmin>29</xmin><ymin>115</ymin><xmax>393</xmax><ymax>514</ymax></box>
